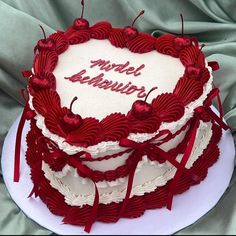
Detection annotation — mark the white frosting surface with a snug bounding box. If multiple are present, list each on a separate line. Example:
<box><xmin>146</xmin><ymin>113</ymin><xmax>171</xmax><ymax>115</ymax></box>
<box><xmin>42</xmin><ymin>121</ymin><xmax>213</xmax><ymax>206</ymax></box>
<box><xmin>53</xmin><ymin>39</ymin><xmax>185</xmax><ymax>120</ymax></box>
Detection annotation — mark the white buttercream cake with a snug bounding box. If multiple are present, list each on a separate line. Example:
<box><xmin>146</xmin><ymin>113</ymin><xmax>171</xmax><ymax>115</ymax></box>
<box><xmin>15</xmin><ymin>9</ymin><xmax>227</xmax><ymax>233</ymax></box>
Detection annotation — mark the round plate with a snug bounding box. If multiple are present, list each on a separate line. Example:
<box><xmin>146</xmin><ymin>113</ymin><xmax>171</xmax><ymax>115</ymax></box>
<box><xmin>1</xmin><ymin>109</ymin><xmax>235</xmax><ymax>235</ymax></box>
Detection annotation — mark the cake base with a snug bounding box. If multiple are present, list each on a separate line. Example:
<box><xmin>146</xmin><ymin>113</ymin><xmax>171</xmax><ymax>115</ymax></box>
<box><xmin>1</xmin><ymin>109</ymin><xmax>235</xmax><ymax>235</ymax></box>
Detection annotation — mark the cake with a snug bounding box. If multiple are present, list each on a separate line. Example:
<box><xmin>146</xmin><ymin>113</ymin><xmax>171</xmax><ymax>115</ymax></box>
<box><xmin>14</xmin><ymin>2</ymin><xmax>228</xmax><ymax>233</ymax></box>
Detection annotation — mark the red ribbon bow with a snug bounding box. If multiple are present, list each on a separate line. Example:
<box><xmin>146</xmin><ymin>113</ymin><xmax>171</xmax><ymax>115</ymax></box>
<box><xmin>28</xmin><ymin>136</ymin><xmax>96</xmax><ymax>233</ymax></box>
<box><xmin>45</xmin><ymin>141</ymin><xmax>97</xmax><ymax>233</ymax></box>
<box><xmin>119</xmin><ymin>129</ymin><xmax>200</xmax><ymax>216</ymax></box>
<box><xmin>118</xmin><ymin>87</ymin><xmax>229</xmax><ymax>215</ymax></box>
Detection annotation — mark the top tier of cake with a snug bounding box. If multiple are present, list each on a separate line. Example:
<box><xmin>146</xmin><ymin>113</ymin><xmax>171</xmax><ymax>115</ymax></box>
<box><xmin>26</xmin><ymin>21</ymin><xmax>213</xmax><ymax>154</ymax></box>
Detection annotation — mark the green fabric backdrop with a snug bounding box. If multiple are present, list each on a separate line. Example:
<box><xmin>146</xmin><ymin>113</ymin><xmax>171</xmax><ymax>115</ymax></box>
<box><xmin>0</xmin><ymin>0</ymin><xmax>235</xmax><ymax>234</ymax></box>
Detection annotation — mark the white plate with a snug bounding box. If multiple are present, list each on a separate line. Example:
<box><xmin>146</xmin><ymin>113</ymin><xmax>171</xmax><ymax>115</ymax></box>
<box><xmin>1</xmin><ymin>109</ymin><xmax>235</xmax><ymax>235</ymax></box>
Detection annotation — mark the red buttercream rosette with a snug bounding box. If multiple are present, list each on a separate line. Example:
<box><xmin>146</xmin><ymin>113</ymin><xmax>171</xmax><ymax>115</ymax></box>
<box><xmin>32</xmin><ymin>89</ymin><xmax>61</xmax><ymax>116</ymax></box>
<box><xmin>127</xmin><ymin>33</ymin><xmax>156</xmax><ymax>53</ymax></box>
<box><xmin>179</xmin><ymin>45</ymin><xmax>205</xmax><ymax>67</ymax></box>
<box><xmin>49</xmin><ymin>31</ymin><xmax>69</xmax><ymax>54</ymax></box>
<box><xmin>33</xmin><ymin>50</ymin><xmax>58</xmax><ymax>74</ymax></box>
<box><xmin>109</xmin><ymin>28</ymin><xmax>126</xmax><ymax>48</ymax></box>
<box><xmin>90</xmin><ymin>21</ymin><xmax>112</xmax><ymax>39</ymax></box>
<box><xmin>65</xmin><ymin>117</ymin><xmax>100</xmax><ymax>147</ymax></box>
<box><xmin>127</xmin><ymin>111</ymin><xmax>161</xmax><ymax>133</ymax></box>
<box><xmin>99</xmin><ymin>113</ymin><xmax>129</xmax><ymax>142</ymax></box>
<box><xmin>173</xmin><ymin>77</ymin><xmax>203</xmax><ymax>105</ymax></box>
<box><xmin>152</xmin><ymin>93</ymin><xmax>185</xmax><ymax>122</ymax></box>
<box><xmin>64</xmin><ymin>26</ymin><xmax>91</xmax><ymax>44</ymax></box>
<box><xmin>156</xmin><ymin>34</ymin><xmax>180</xmax><ymax>57</ymax></box>
<box><xmin>45</xmin><ymin>107</ymin><xmax>69</xmax><ymax>137</ymax></box>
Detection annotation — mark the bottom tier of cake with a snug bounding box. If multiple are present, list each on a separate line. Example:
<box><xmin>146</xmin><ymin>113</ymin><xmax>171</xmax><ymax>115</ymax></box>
<box><xmin>25</xmin><ymin>118</ymin><xmax>222</xmax><ymax>231</ymax></box>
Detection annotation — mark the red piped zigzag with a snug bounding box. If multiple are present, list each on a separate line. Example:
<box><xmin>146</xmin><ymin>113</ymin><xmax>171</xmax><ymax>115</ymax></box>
<box><xmin>26</xmin><ymin>20</ymin><xmax>210</xmax><ymax>147</ymax></box>
<box><xmin>26</xmin><ymin>121</ymin><xmax>222</xmax><ymax>227</ymax></box>
<box><xmin>49</xmin><ymin>31</ymin><xmax>69</xmax><ymax>54</ymax></box>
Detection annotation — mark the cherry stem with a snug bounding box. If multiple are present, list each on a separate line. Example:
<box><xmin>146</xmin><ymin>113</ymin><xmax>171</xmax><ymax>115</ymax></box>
<box><xmin>70</xmin><ymin>96</ymin><xmax>78</xmax><ymax>113</ymax></box>
<box><xmin>20</xmin><ymin>89</ymin><xmax>28</xmax><ymax>103</ymax></box>
<box><xmin>180</xmin><ymin>13</ymin><xmax>184</xmax><ymax>37</ymax></box>
<box><xmin>81</xmin><ymin>0</ymin><xmax>85</xmax><ymax>18</ymax></box>
<box><xmin>144</xmin><ymin>87</ymin><xmax>158</xmax><ymax>102</ymax></box>
<box><xmin>131</xmin><ymin>10</ymin><xmax>145</xmax><ymax>27</ymax></box>
<box><xmin>39</xmin><ymin>25</ymin><xmax>46</xmax><ymax>40</ymax></box>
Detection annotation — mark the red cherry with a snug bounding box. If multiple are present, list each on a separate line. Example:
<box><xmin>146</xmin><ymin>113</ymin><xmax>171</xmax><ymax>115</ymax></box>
<box><xmin>63</xmin><ymin>113</ymin><xmax>82</xmax><ymax>130</ymax></box>
<box><xmin>173</xmin><ymin>14</ymin><xmax>192</xmax><ymax>51</ymax></box>
<box><xmin>30</xmin><ymin>73</ymin><xmax>56</xmax><ymax>94</ymax></box>
<box><xmin>37</xmin><ymin>25</ymin><xmax>55</xmax><ymax>51</ymax></box>
<box><xmin>72</xmin><ymin>0</ymin><xmax>89</xmax><ymax>30</ymax></box>
<box><xmin>131</xmin><ymin>100</ymin><xmax>153</xmax><ymax>120</ymax></box>
<box><xmin>31</xmin><ymin>75</ymin><xmax>51</xmax><ymax>89</ymax></box>
<box><xmin>37</xmin><ymin>38</ymin><xmax>55</xmax><ymax>51</ymax></box>
<box><xmin>123</xmin><ymin>10</ymin><xmax>145</xmax><ymax>41</ymax></box>
<box><xmin>123</xmin><ymin>26</ymin><xmax>138</xmax><ymax>41</ymax></box>
<box><xmin>131</xmin><ymin>87</ymin><xmax>158</xmax><ymax>120</ymax></box>
<box><xmin>173</xmin><ymin>37</ymin><xmax>191</xmax><ymax>50</ymax></box>
<box><xmin>73</xmin><ymin>18</ymin><xmax>89</xmax><ymax>30</ymax></box>
<box><xmin>62</xmin><ymin>97</ymin><xmax>82</xmax><ymax>131</ymax></box>
<box><xmin>185</xmin><ymin>65</ymin><xmax>202</xmax><ymax>78</ymax></box>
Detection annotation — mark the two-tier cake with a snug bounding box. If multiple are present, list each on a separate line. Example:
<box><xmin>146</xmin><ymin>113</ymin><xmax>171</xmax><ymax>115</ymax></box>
<box><xmin>14</xmin><ymin>2</ymin><xmax>228</xmax><ymax>233</ymax></box>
